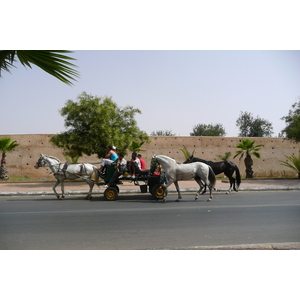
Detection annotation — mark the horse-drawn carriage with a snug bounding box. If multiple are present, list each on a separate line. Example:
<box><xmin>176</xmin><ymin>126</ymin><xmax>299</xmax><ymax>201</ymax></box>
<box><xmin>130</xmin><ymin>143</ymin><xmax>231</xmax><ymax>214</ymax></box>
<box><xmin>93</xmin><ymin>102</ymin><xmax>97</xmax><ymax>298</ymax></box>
<box><xmin>35</xmin><ymin>153</ymin><xmax>240</xmax><ymax>203</ymax></box>
<box><xmin>34</xmin><ymin>154</ymin><xmax>166</xmax><ymax>201</ymax></box>
<box><xmin>97</xmin><ymin>164</ymin><xmax>166</xmax><ymax>201</ymax></box>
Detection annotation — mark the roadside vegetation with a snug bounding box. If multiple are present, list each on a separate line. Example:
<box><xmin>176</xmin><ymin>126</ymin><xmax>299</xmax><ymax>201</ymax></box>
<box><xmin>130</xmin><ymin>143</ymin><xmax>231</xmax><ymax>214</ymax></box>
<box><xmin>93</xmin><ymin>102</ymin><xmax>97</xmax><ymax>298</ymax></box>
<box><xmin>280</xmin><ymin>152</ymin><xmax>300</xmax><ymax>179</ymax></box>
<box><xmin>0</xmin><ymin>137</ymin><xmax>19</xmax><ymax>180</ymax></box>
<box><xmin>234</xmin><ymin>139</ymin><xmax>264</xmax><ymax>178</ymax></box>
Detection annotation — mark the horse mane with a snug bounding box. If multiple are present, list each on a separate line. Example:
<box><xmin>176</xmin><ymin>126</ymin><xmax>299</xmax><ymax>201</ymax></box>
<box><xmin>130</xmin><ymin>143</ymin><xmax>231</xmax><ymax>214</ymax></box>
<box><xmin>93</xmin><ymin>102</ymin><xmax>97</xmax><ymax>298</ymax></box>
<box><xmin>43</xmin><ymin>154</ymin><xmax>61</xmax><ymax>163</ymax></box>
<box><xmin>192</xmin><ymin>156</ymin><xmax>212</xmax><ymax>164</ymax></box>
<box><xmin>157</xmin><ymin>155</ymin><xmax>182</xmax><ymax>164</ymax></box>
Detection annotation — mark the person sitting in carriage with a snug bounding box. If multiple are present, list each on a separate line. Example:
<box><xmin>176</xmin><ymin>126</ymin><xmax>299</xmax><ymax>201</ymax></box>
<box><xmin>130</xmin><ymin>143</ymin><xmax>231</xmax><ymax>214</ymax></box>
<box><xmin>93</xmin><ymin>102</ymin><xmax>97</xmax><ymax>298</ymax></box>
<box><xmin>117</xmin><ymin>153</ymin><xmax>127</xmax><ymax>174</ymax></box>
<box><xmin>127</xmin><ymin>152</ymin><xmax>141</xmax><ymax>179</ymax></box>
<box><xmin>98</xmin><ymin>145</ymin><xmax>118</xmax><ymax>174</ymax></box>
<box><xmin>137</xmin><ymin>154</ymin><xmax>146</xmax><ymax>170</ymax></box>
<box><xmin>104</xmin><ymin>153</ymin><xmax>127</xmax><ymax>188</ymax></box>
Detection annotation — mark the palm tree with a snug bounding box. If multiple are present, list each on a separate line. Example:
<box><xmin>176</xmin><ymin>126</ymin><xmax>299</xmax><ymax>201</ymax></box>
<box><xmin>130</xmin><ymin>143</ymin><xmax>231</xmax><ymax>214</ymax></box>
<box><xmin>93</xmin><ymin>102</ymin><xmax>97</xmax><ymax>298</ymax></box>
<box><xmin>280</xmin><ymin>152</ymin><xmax>300</xmax><ymax>178</ymax></box>
<box><xmin>129</xmin><ymin>141</ymin><xmax>145</xmax><ymax>153</ymax></box>
<box><xmin>0</xmin><ymin>137</ymin><xmax>20</xmax><ymax>180</ymax></box>
<box><xmin>216</xmin><ymin>151</ymin><xmax>232</xmax><ymax>161</ymax></box>
<box><xmin>180</xmin><ymin>145</ymin><xmax>195</xmax><ymax>160</ymax></box>
<box><xmin>233</xmin><ymin>139</ymin><xmax>264</xmax><ymax>178</ymax></box>
<box><xmin>0</xmin><ymin>50</ymin><xmax>79</xmax><ymax>85</ymax></box>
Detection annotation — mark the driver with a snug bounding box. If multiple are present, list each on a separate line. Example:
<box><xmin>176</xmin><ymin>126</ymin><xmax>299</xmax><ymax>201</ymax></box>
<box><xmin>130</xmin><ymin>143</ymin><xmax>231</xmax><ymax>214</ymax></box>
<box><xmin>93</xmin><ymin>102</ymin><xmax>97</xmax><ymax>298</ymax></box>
<box><xmin>99</xmin><ymin>145</ymin><xmax>118</xmax><ymax>173</ymax></box>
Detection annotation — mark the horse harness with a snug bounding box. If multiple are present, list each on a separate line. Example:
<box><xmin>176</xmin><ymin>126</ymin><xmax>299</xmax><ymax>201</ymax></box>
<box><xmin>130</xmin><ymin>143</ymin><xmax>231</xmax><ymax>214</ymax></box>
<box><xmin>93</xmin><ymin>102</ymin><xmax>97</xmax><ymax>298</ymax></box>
<box><xmin>56</xmin><ymin>162</ymin><xmax>89</xmax><ymax>179</ymax></box>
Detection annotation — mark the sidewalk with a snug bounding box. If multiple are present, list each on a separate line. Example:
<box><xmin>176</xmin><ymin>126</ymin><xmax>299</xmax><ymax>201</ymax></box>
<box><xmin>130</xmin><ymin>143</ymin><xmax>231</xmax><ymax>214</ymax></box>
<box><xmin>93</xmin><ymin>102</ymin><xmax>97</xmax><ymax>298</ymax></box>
<box><xmin>0</xmin><ymin>178</ymin><xmax>299</xmax><ymax>196</ymax></box>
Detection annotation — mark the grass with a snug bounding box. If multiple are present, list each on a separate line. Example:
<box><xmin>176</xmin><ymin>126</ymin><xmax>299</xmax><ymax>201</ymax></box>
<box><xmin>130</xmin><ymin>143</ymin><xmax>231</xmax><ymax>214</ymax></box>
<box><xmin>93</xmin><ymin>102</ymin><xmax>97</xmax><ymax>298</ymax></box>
<box><xmin>0</xmin><ymin>176</ymin><xmax>55</xmax><ymax>182</ymax></box>
<box><xmin>0</xmin><ymin>176</ymin><xmax>90</xmax><ymax>182</ymax></box>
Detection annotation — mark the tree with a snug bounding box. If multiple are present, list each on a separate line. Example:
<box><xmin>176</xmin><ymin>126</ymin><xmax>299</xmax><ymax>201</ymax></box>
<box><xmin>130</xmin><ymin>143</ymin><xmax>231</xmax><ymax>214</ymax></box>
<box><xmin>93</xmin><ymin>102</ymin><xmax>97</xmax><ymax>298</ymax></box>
<box><xmin>236</xmin><ymin>111</ymin><xmax>273</xmax><ymax>137</ymax></box>
<box><xmin>233</xmin><ymin>139</ymin><xmax>264</xmax><ymax>178</ymax></box>
<box><xmin>50</xmin><ymin>92</ymin><xmax>149</xmax><ymax>158</ymax></box>
<box><xmin>190</xmin><ymin>123</ymin><xmax>226</xmax><ymax>136</ymax></box>
<box><xmin>0</xmin><ymin>50</ymin><xmax>79</xmax><ymax>85</ymax></box>
<box><xmin>0</xmin><ymin>137</ymin><xmax>19</xmax><ymax>180</ymax></box>
<box><xmin>150</xmin><ymin>130</ymin><xmax>176</xmax><ymax>136</ymax></box>
<box><xmin>281</xmin><ymin>99</ymin><xmax>300</xmax><ymax>142</ymax></box>
<box><xmin>280</xmin><ymin>152</ymin><xmax>300</xmax><ymax>179</ymax></box>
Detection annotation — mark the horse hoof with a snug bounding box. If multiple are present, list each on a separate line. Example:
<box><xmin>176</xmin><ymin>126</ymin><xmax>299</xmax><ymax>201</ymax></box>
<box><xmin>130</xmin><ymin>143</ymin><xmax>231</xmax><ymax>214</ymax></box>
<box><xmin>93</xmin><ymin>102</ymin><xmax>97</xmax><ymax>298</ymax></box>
<box><xmin>175</xmin><ymin>199</ymin><xmax>180</xmax><ymax>202</ymax></box>
<box><xmin>207</xmin><ymin>199</ymin><xmax>212</xmax><ymax>202</ymax></box>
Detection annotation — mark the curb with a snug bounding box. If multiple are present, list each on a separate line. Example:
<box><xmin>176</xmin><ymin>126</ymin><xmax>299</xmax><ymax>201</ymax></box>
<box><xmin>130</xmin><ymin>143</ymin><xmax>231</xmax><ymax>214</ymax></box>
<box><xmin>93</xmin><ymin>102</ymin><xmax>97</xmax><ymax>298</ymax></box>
<box><xmin>150</xmin><ymin>242</ymin><xmax>300</xmax><ymax>250</ymax></box>
<box><xmin>1</xmin><ymin>186</ymin><xmax>300</xmax><ymax>196</ymax></box>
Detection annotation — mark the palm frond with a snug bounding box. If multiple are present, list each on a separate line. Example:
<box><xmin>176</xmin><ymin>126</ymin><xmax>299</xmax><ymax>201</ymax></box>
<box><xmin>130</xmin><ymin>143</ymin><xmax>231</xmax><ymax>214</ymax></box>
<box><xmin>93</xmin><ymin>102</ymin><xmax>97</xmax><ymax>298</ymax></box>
<box><xmin>280</xmin><ymin>153</ymin><xmax>300</xmax><ymax>173</ymax></box>
<box><xmin>0</xmin><ymin>50</ymin><xmax>79</xmax><ymax>85</ymax></box>
<box><xmin>180</xmin><ymin>145</ymin><xmax>195</xmax><ymax>160</ymax></box>
<box><xmin>0</xmin><ymin>50</ymin><xmax>16</xmax><ymax>73</ymax></box>
<box><xmin>252</xmin><ymin>151</ymin><xmax>261</xmax><ymax>159</ymax></box>
<box><xmin>0</xmin><ymin>137</ymin><xmax>19</xmax><ymax>152</ymax></box>
<box><xmin>253</xmin><ymin>144</ymin><xmax>264</xmax><ymax>151</ymax></box>
<box><xmin>233</xmin><ymin>150</ymin><xmax>244</xmax><ymax>159</ymax></box>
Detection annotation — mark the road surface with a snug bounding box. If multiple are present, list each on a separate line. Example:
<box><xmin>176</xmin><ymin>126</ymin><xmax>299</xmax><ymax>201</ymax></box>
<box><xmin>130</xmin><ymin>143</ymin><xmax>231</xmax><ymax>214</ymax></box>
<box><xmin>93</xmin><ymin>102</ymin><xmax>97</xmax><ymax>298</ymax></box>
<box><xmin>0</xmin><ymin>191</ymin><xmax>299</xmax><ymax>249</ymax></box>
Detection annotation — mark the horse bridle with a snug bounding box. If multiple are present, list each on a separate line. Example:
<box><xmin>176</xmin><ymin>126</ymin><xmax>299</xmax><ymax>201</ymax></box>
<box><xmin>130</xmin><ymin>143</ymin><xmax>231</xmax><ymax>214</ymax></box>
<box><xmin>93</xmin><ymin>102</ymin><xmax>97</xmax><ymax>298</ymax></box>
<box><xmin>34</xmin><ymin>156</ymin><xmax>60</xmax><ymax>171</ymax></box>
<box><xmin>34</xmin><ymin>157</ymin><xmax>47</xmax><ymax>169</ymax></box>
<box><xmin>183</xmin><ymin>156</ymin><xmax>193</xmax><ymax>164</ymax></box>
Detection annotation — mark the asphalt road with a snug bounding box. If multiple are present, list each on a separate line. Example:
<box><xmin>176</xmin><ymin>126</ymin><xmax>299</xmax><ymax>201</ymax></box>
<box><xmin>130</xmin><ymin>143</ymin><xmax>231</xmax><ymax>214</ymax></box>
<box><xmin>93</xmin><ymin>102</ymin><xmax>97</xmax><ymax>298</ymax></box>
<box><xmin>0</xmin><ymin>191</ymin><xmax>300</xmax><ymax>249</ymax></box>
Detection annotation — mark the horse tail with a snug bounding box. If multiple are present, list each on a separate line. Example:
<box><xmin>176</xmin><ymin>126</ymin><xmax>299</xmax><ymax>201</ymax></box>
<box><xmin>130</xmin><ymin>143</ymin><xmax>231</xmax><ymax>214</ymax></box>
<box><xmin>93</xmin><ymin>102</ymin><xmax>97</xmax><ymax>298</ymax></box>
<box><xmin>208</xmin><ymin>166</ymin><xmax>216</xmax><ymax>188</ymax></box>
<box><xmin>235</xmin><ymin>165</ymin><xmax>241</xmax><ymax>189</ymax></box>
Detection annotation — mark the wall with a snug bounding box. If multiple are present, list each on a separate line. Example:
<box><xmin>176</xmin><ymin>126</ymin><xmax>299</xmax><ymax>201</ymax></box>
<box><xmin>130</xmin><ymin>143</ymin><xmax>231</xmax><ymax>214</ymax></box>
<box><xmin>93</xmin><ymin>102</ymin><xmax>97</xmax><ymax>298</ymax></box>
<box><xmin>1</xmin><ymin>134</ymin><xmax>299</xmax><ymax>179</ymax></box>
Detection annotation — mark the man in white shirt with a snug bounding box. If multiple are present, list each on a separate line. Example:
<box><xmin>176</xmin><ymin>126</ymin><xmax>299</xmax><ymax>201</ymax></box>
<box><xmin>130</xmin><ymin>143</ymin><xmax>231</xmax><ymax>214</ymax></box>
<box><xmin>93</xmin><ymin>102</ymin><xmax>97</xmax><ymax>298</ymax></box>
<box><xmin>127</xmin><ymin>152</ymin><xmax>141</xmax><ymax>179</ymax></box>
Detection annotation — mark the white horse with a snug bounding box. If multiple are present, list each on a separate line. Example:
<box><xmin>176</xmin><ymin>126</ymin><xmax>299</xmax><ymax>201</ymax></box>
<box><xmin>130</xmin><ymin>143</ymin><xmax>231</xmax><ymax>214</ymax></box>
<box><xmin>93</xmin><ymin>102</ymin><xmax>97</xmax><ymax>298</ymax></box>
<box><xmin>150</xmin><ymin>155</ymin><xmax>216</xmax><ymax>202</ymax></box>
<box><xmin>34</xmin><ymin>154</ymin><xmax>99</xmax><ymax>200</ymax></box>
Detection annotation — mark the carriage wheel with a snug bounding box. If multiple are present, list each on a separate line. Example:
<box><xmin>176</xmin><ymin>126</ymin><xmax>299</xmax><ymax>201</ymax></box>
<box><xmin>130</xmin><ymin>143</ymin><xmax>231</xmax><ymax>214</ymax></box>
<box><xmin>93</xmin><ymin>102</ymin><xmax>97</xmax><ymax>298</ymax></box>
<box><xmin>104</xmin><ymin>187</ymin><xmax>119</xmax><ymax>201</ymax></box>
<box><xmin>151</xmin><ymin>184</ymin><xmax>166</xmax><ymax>200</ymax></box>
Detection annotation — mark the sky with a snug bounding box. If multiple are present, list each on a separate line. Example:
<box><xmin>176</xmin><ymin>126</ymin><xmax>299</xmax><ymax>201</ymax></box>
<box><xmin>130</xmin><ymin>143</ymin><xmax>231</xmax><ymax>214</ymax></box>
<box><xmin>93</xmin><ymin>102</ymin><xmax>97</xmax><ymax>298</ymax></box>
<box><xmin>1</xmin><ymin>50</ymin><xmax>300</xmax><ymax>137</ymax></box>
<box><xmin>2</xmin><ymin>1</ymin><xmax>300</xmax><ymax>138</ymax></box>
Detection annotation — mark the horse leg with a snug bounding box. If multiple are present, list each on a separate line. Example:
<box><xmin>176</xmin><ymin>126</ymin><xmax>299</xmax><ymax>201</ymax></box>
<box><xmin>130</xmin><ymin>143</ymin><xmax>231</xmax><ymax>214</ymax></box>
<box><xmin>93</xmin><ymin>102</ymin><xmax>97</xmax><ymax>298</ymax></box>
<box><xmin>232</xmin><ymin>176</ymin><xmax>238</xmax><ymax>192</ymax></box>
<box><xmin>162</xmin><ymin>179</ymin><xmax>174</xmax><ymax>202</ymax></box>
<box><xmin>201</xmin><ymin>184</ymin><xmax>207</xmax><ymax>194</ymax></box>
<box><xmin>60</xmin><ymin>179</ymin><xmax>65</xmax><ymax>199</ymax></box>
<box><xmin>52</xmin><ymin>179</ymin><xmax>62</xmax><ymax>200</ymax></box>
<box><xmin>207</xmin><ymin>183</ymin><xmax>213</xmax><ymax>202</ymax></box>
<box><xmin>173</xmin><ymin>181</ymin><xmax>182</xmax><ymax>202</ymax></box>
<box><xmin>225</xmin><ymin>171</ymin><xmax>234</xmax><ymax>194</ymax></box>
<box><xmin>85</xmin><ymin>181</ymin><xmax>94</xmax><ymax>200</ymax></box>
<box><xmin>226</xmin><ymin>178</ymin><xmax>232</xmax><ymax>194</ymax></box>
<box><xmin>194</xmin><ymin>177</ymin><xmax>204</xmax><ymax>201</ymax></box>
<box><xmin>203</xmin><ymin>178</ymin><xmax>213</xmax><ymax>202</ymax></box>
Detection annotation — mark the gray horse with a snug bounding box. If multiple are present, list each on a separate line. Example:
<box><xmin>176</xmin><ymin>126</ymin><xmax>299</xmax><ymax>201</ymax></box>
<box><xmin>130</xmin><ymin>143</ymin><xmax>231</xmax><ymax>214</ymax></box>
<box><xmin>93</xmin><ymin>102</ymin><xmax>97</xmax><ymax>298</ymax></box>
<box><xmin>150</xmin><ymin>154</ymin><xmax>216</xmax><ymax>202</ymax></box>
<box><xmin>34</xmin><ymin>154</ymin><xmax>99</xmax><ymax>200</ymax></box>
